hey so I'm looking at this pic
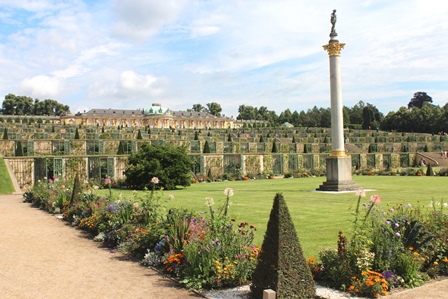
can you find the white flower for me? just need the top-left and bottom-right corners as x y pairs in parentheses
(168, 194), (174, 199)
(151, 177), (159, 184)
(205, 197), (214, 207)
(224, 188), (234, 197)
(355, 188), (366, 197)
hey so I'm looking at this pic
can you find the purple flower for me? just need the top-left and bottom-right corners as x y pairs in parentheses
(395, 232), (401, 237)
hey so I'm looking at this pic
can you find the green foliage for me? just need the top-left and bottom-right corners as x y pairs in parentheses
(117, 141), (125, 155)
(194, 131), (199, 140)
(251, 193), (315, 299)
(124, 143), (191, 190)
(203, 140), (211, 153)
(426, 164), (434, 176)
(2, 128), (8, 140)
(137, 129), (143, 139)
(69, 172), (83, 208)
(74, 127), (80, 139)
(15, 141), (24, 156)
(271, 141), (277, 153)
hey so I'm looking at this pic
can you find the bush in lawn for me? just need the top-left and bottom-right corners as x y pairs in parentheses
(124, 143), (191, 190)
(251, 193), (315, 299)
(426, 164), (434, 176)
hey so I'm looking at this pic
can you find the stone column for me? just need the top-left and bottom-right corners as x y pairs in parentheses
(326, 41), (346, 157)
(317, 10), (358, 191)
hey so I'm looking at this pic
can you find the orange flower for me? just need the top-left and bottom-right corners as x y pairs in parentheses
(347, 286), (355, 291)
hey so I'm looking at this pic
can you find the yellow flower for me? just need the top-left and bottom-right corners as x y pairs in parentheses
(443, 257), (448, 263)
(434, 261), (439, 265)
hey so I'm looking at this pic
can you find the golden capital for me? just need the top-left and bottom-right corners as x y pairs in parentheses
(323, 41), (345, 56)
(330, 149), (347, 157)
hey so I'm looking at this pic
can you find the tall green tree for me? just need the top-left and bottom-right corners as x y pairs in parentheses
(191, 104), (204, 112)
(205, 102), (222, 116)
(408, 91), (432, 110)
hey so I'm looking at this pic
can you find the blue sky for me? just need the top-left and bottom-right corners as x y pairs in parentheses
(0, 0), (447, 118)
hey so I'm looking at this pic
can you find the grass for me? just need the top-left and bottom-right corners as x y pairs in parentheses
(105, 176), (447, 258)
(0, 158), (16, 194)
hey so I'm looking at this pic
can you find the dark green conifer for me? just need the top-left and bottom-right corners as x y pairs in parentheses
(3, 128), (8, 140)
(137, 129), (143, 139)
(15, 141), (24, 156)
(69, 172), (83, 207)
(117, 141), (125, 155)
(251, 193), (315, 299)
(203, 140), (211, 153)
(426, 163), (434, 176)
(271, 141), (277, 153)
(259, 135), (264, 143)
(194, 131), (199, 140)
(74, 127), (80, 139)
(292, 135), (295, 143)
(227, 133), (232, 142)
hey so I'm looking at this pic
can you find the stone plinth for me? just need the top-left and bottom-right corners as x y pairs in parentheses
(317, 155), (359, 191)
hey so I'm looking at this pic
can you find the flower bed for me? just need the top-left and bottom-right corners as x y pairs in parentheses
(23, 177), (258, 290)
(23, 177), (447, 297)
(309, 189), (448, 298)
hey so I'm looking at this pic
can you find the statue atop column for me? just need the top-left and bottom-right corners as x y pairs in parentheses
(330, 9), (337, 38)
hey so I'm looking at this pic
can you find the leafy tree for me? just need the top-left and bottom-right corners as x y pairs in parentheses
(124, 143), (191, 190)
(408, 91), (432, 109)
(362, 103), (383, 130)
(251, 193), (315, 299)
(192, 104), (204, 112)
(349, 100), (365, 125)
(205, 102), (222, 116)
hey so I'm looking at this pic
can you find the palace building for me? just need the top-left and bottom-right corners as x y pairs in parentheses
(60, 103), (236, 129)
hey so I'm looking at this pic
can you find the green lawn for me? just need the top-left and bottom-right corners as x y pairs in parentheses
(0, 158), (16, 194)
(107, 176), (447, 258)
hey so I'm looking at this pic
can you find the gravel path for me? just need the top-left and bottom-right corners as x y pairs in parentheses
(0, 194), (201, 299)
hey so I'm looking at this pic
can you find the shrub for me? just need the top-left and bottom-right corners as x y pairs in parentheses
(203, 140), (211, 153)
(124, 143), (191, 190)
(251, 193), (315, 299)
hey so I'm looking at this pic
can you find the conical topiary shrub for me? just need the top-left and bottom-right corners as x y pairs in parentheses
(15, 141), (24, 156)
(426, 163), (434, 176)
(117, 141), (125, 155)
(3, 128), (8, 140)
(74, 127), (80, 139)
(251, 193), (315, 299)
(137, 129), (143, 139)
(69, 172), (83, 207)
(203, 140), (211, 153)
(272, 141), (277, 153)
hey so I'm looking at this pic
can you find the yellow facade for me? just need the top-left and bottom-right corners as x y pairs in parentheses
(60, 103), (235, 129)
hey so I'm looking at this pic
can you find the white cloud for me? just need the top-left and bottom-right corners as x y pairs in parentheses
(19, 75), (64, 99)
(111, 0), (188, 42)
(87, 70), (167, 104)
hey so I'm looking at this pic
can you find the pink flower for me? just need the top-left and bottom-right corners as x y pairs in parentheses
(370, 194), (381, 204)
(151, 177), (159, 184)
(355, 188), (366, 197)
(105, 178), (112, 185)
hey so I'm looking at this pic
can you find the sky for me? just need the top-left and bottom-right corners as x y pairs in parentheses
(0, 0), (447, 118)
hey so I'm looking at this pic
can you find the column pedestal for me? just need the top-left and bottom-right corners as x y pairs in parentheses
(317, 155), (359, 191)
